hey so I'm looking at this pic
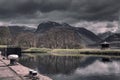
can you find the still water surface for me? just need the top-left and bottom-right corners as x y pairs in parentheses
(19, 55), (120, 80)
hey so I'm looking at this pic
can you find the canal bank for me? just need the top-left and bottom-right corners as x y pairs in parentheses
(23, 48), (120, 57)
(0, 56), (52, 80)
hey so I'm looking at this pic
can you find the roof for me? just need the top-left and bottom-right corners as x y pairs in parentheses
(101, 41), (110, 45)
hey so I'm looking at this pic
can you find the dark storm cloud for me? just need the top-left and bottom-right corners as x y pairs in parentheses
(0, 0), (70, 18)
(0, 0), (120, 21)
(68, 0), (120, 21)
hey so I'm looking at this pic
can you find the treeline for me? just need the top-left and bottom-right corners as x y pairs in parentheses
(0, 27), (35, 47)
(36, 28), (84, 49)
(0, 26), (84, 49)
(0, 27), (11, 45)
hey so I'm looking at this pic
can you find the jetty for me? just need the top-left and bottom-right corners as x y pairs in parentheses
(0, 56), (52, 80)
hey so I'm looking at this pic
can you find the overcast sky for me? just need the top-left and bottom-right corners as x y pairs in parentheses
(0, 0), (120, 33)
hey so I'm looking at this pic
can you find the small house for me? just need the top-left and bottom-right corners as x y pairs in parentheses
(100, 41), (110, 49)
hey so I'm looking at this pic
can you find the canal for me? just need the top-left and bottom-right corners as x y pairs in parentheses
(19, 54), (120, 80)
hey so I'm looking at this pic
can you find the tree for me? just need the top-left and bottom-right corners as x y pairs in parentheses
(36, 28), (84, 49)
(14, 32), (36, 48)
(0, 26), (11, 45)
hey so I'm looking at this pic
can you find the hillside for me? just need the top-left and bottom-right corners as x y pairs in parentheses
(0, 21), (101, 48)
(8, 26), (35, 37)
(35, 21), (62, 33)
(98, 31), (113, 40)
(35, 21), (101, 48)
(0, 26), (35, 47)
(76, 27), (101, 45)
(0, 27), (11, 45)
(103, 33), (120, 42)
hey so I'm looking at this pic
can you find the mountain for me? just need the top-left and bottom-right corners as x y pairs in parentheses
(0, 21), (101, 48)
(76, 27), (101, 44)
(36, 21), (62, 33)
(103, 33), (120, 42)
(98, 31), (113, 40)
(36, 21), (101, 48)
(8, 26), (35, 36)
(35, 21), (76, 33)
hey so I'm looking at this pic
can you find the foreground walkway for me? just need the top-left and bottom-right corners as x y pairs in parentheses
(0, 58), (22, 80)
(0, 56), (52, 80)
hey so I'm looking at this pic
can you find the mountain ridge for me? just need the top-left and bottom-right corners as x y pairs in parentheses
(0, 21), (101, 48)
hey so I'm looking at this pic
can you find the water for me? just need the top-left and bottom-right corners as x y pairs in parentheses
(19, 55), (120, 80)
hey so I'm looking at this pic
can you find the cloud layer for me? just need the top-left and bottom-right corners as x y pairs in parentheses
(0, 0), (120, 33)
(0, 0), (119, 19)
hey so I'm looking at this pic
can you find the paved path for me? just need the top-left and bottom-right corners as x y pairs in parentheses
(0, 58), (22, 80)
(0, 56), (52, 80)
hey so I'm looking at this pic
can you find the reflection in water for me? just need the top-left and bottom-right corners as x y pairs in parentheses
(20, 55), (88, 74)
(52, 60), (120, 80)
(19, 55), (120, 80)
(75, 60), (120, 75)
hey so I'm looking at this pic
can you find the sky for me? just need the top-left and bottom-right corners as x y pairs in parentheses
(0, 0), (120, 34)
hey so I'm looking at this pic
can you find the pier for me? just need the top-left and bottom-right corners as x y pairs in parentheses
(0, 56), (52, 80)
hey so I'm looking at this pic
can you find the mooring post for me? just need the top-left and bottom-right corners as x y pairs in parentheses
(28, 69), (39, 79)
(8, 54), (19, 65)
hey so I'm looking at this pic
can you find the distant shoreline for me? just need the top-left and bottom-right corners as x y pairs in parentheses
(22, 48), (120, 58)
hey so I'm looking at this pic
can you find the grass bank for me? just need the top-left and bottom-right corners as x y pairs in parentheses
(22, 48), (120, 57)
(22, 47), (52, 53)
(51, 49), (120, 54)
(0, 45), (7, 48)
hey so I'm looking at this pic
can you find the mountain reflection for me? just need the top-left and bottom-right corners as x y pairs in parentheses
(19, 55), (93, 74)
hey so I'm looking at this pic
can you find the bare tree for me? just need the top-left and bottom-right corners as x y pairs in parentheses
(36, 28), (84, 49)
(14, 32), (36, 48)
(0, 27), (11, 45)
